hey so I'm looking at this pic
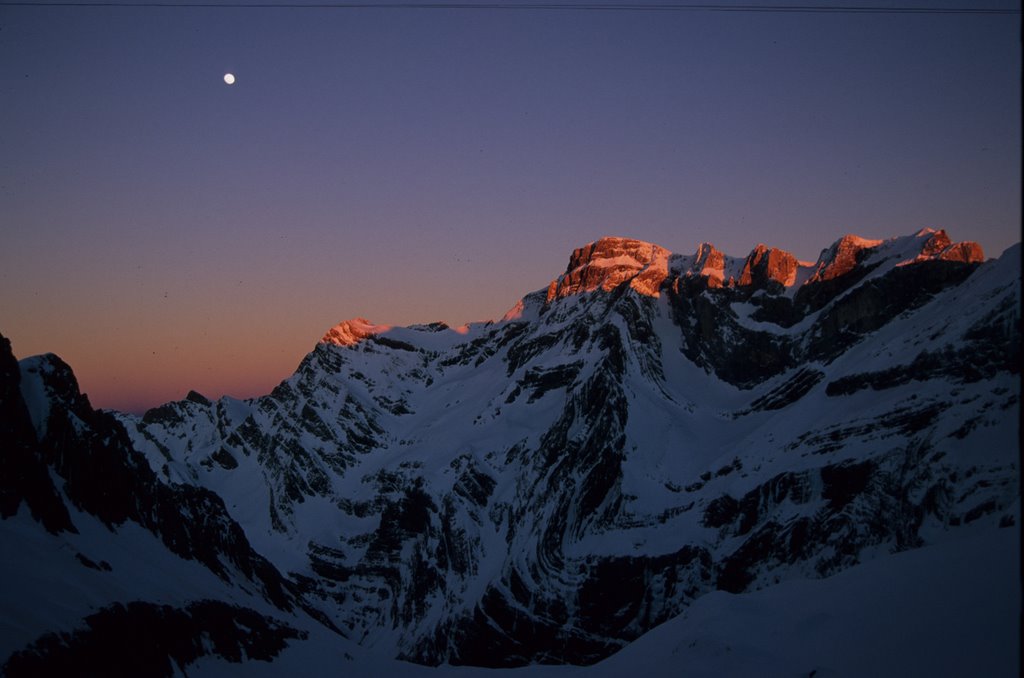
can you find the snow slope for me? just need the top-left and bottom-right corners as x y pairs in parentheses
(1, 229), (1018, 674)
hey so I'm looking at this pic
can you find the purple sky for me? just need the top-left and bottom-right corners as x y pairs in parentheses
(1, 1), (1020, 413)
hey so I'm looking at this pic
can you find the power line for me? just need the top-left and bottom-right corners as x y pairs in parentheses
(0, 2), (1018, 14)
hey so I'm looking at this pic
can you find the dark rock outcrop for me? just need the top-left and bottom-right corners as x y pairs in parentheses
(0, 335), (75, 535)
(2, 600), (305, 678)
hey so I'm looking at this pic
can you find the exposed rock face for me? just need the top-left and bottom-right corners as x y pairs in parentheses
(691, 242), (729, 287)
(738, 244), (799, 289)
(917, 229), (985, 264)
(920, 228), (955, 257)
(543, 230), (979, 305)
(807, 234), (883, 283)
(1, 230), (1018, 673)
(546, 237), (671, 301)
(805, 229), (984, 288)
(938, 240), (985, 262)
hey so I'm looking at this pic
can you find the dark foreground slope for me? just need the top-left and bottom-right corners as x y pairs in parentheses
(0, 334), (335, 676)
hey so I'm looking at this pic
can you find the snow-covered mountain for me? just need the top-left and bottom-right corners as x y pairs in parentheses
(1, 228), (1019, 675)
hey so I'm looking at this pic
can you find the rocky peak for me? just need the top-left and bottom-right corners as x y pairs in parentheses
(545, 237), (671, 301)
(18, 353), (94, 436)
(937, 240), (985, 263)
(807, 234), (883, 284)
(184, 390), (212, 406)
(916, 228), (985, 263)
(693, 242), (724, 271)
(805, 230), (985, 289)
(321, 318), (392, 347)
(919, 228), (953, 257)
(738, 244), (799, 289)
(691, 243), (729, 287)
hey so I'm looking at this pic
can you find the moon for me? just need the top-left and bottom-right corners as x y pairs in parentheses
(223, 73), (236, 85)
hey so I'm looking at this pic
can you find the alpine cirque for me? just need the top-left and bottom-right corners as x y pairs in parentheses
(1, 228), (1019, 676)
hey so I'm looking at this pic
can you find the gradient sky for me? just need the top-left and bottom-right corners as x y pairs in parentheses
(1, 1), (1020, 413)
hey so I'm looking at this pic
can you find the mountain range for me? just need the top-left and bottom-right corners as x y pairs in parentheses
(1, 228), (1019, 676)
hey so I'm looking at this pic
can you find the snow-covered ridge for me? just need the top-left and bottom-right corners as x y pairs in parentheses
(321, 229), (987, 351)
(320, 317), (392, 347)
(320, 316), (489, 352)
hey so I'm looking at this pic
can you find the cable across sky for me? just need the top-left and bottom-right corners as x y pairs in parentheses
(0, 2), (1019, 14)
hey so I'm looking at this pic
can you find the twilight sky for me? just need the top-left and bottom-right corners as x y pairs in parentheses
(1, 1), (1020, 413)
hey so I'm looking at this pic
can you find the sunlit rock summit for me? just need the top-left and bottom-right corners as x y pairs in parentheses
(1, 228), (1018, 676)
(545, 237), (672, 300)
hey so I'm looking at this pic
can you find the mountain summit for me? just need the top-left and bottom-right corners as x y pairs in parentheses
(545, 237), (672, 300)
(0, 228), (1017, 675)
